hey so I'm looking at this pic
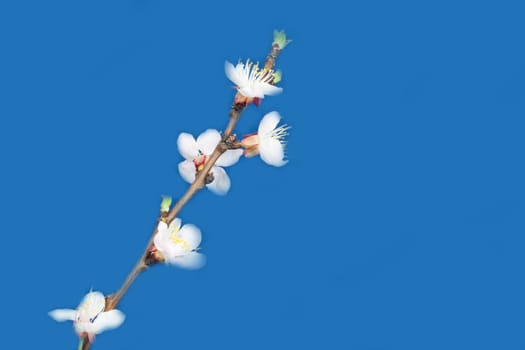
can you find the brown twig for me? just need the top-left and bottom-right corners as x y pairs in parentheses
(80, 41), (282, 349)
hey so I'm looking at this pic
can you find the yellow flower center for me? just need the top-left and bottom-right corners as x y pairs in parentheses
(169, 226), (190, 251)
(170, 234), (191, 250)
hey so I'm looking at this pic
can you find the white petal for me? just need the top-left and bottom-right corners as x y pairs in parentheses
(258, 83), (283, 96)
(225, 61), (244, 87)
(49, 309), (76, 322)
(177, 133), (199, 160)
(90, 310), (125, 334)
(74, 321), (90, 334)
(197, 129), (221, 155)
(259, 138), (287, 167)
(238, 86), (261, 98)
(153, 229), (171, 255)
(239, 84), (282, 99)
(178, 224), (202, 250)
(168, 218), (182, 232)
(156, 221), (168, 232)
(206, 166), (231, 195)
(169, 252), (206, 270)
(258, 111), (282, 136)
(216, 149), (243, 167)
(154, 225), (187, 259)
(178, 160), (196, 184)
(78, 292), (105, 317)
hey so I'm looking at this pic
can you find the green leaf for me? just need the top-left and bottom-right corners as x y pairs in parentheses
(273, 30), (292, 50)
(273, 70), (282, 84)
(160, 196), (172, 212)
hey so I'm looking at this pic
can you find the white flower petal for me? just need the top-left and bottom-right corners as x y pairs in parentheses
(159, 229), (192, 259)
(178, 224), (202, 250)
(225, 61), (244, 87)
(178, 160), (196, 184)
(74, 321), (90, 334)
(238, 86), (262, 98)
(259, 137), (287, 167)
(154, 229), (179, 259)
(154, 228), (168, 252)
(156, 221), (168, 232)
(258, 111), (282, 136)
(168, 218), (182, 232)
(169, 252), (206, 270)
(258, 83), (283, 96)
(206, 166), (231, 195)
(49, 309), (76, 322)
(90, 310), (125, 334)
(225, 60), (281, 99)
(78, 292), (105, 318)
(177, 133), (199, 160)
(239, 83), (281, 98)
(197, 129), (221, 155)
(216, 149), (243, 167)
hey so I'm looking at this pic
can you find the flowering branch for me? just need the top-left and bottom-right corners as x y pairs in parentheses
(51, 30), (291, 350)
(105, 35), (285, 309)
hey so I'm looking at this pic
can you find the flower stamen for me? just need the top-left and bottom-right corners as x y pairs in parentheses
(266, 124), (290, 144)
(169, 234), (191, 251)
(225, 59), (282, 102)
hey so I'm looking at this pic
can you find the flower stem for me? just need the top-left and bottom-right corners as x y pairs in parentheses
(106, 259), (147, 310)
(79, 40), (283, 350)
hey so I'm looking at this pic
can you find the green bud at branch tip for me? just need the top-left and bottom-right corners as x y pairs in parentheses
(160, 196), (172, 212)
(273, 30), (292, 50)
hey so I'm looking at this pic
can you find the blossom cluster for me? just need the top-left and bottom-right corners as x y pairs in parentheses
(178, 57), (290, 194)
(49, 30), (291, 343)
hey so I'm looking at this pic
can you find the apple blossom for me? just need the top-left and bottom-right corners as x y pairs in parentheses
(225, 59), (282, 105)
(177, 129), (242, 195)
(241, 111), (289, 167)
(49, 291), (125, 342)
(153, 219), (205, 269)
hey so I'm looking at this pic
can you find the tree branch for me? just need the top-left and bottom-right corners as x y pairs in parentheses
(80, 41), (283, 350)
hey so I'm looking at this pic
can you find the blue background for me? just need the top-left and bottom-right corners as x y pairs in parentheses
(1, 0), (524, 349)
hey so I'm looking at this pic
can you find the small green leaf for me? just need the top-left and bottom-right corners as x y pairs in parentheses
(160, 196), (172, 212)
(273, 30), (292, 50)
(273, 70), (282, 84)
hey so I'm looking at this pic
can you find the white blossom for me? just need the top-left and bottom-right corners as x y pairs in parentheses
(49, 291), (125, 342)
(154, 219), (205, 269)
(241, 111), (289, 167)
(225, 59), (282, 99)
(177, 129), (242, 195)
